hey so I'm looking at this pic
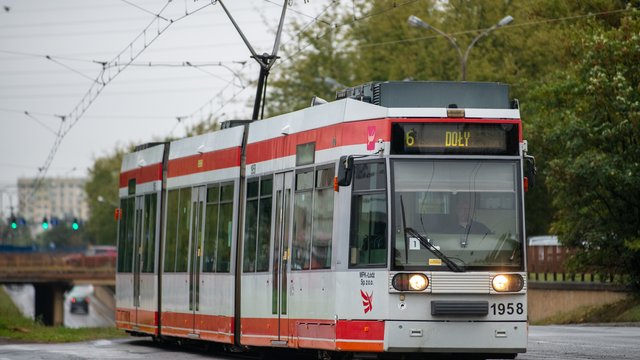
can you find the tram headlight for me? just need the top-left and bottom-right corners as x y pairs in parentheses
(392, 273), (429, 291)
(492, 274), (524, 292)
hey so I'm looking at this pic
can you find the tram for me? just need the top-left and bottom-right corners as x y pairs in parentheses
(116, 81), (533, 359)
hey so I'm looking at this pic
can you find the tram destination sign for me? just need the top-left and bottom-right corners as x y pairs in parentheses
(391, 122), (519, 155)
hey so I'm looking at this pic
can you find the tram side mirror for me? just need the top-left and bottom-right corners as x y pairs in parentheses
(337, 156), (354, 187)
(524, 155), (537, 189)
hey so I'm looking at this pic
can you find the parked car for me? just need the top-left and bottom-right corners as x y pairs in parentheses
(64, 245), (117, 267)
(67, 285), (93, 314)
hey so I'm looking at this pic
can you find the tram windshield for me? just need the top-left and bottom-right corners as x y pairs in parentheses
(392, 160), (522, 270)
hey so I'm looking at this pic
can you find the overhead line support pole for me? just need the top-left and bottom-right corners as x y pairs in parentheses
(217, 0), (288, 120)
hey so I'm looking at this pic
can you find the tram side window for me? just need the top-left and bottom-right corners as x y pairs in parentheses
(141, 193), (157, 273)
(292, 170), (313, 270)
(243, 180), (259, 272)
(163, 189), (184, 273)
(203, 186), (220, 272)
(117, 197), (135, 273)
(216, 183), (234, 273)
(201, 183), (234, 273)
(243, 176), (273, 273)
(311, 167), (334, 269)
(257, 177), (273, 271)
(174, 187), (191, 272)
(349, 162), (387, 267)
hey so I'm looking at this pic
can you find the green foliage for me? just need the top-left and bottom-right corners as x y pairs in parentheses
(266, 6), (359, 115)
(84, 149), (126, 246)
(40, 221), (85, 248)
(264, 0), (640, 288)
(530, 10), (640, 288)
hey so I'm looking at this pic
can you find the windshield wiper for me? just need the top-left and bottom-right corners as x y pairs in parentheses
(400, 196), (464, 273)
(405, 227), (465, 273)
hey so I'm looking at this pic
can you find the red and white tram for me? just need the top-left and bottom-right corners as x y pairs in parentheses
(116, 81), (532, 359)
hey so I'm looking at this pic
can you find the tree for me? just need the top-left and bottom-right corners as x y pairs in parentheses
(266, 5), (356, 115)
(84, 149), (126, 246)
(530, 10), (640, 287)
(40, 221), (85, 248)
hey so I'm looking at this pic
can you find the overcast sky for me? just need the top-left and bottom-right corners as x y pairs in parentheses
(0, 0), (337, 216)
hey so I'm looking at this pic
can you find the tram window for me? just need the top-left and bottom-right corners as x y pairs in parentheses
(207, 186), (219, 203)
(117, 197), (135, 273)
(164, 189), (179, 272)
(296, 142), (315, 166)
(256, 177), (273, 272)
(354, 162), (386, 191)
(117, 198), (126, 272)
(243, 180), (259, 272)
(123, 197), (135, 272)
(141, 194), (157, 273)
(349, 162), (388, 268)
(311, 167), (334, 269)
(243, 177), (273, 273)
(296, 171), (313, 190)
(293, 169), (313, 270)
(216, 183), (234, 273)
(203, 185), (220, 273)
(174, 187), (191, 272)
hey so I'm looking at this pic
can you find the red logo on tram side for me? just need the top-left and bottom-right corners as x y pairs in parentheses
(361, 290), (373, 313)
(367, 126), (376, 150)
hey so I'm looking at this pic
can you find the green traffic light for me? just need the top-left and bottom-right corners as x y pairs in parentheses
(11, 222), (17, 230)
(72, 222), (79, 231)
(42, 222), (49, 230)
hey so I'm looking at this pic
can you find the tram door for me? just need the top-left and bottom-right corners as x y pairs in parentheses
(132, 195), (145, 326)
(188, 186), (206, 332)
(272, 172), (293, 343)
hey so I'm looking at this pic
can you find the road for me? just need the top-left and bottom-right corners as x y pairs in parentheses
(2, 284), (114, 328)
(0, 325), (639, 359)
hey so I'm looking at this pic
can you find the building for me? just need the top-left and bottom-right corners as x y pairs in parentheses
(17, 177), (89, 234)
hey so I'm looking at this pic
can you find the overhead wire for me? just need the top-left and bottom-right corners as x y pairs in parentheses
(21, 1), (634, 202)
(24, 0), (216, 202)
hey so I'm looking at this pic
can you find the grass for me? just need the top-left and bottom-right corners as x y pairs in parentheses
(0, 287), (127, 343)
(534, 296), (640, 325)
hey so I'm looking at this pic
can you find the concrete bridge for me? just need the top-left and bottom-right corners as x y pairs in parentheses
(0, 253), (114, 326)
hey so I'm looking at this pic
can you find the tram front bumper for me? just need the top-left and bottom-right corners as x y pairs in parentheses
(383, 320), (527, 354)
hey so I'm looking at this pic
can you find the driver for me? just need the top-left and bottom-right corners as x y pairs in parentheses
(453, 193), (491, 235)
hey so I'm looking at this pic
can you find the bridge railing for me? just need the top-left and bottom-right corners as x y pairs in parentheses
(0, 253), (114, 283)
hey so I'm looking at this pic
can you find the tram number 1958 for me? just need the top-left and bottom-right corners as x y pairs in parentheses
(490, 302), (524, 316)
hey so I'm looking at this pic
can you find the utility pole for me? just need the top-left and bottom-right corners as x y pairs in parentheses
(217, 1), (289, 120)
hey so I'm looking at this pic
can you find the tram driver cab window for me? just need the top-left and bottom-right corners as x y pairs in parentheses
(349, 161), (387, 267)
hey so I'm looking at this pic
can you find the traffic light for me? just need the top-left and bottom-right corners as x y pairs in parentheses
(42, 217), (49, 230)
(72, 218), (79, 231)
(10, 215), (17, 230)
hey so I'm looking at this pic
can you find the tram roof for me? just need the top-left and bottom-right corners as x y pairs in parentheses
(336, 81), (514, 109)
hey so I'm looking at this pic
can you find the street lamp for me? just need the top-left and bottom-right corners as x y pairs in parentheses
(407, 14), (513, 81)
(97, 195), (118, 208)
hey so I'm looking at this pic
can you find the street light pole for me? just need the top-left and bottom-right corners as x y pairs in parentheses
(407, 15), (513, 81)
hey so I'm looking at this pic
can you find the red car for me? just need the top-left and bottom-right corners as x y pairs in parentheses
(64, 245), (117, 267)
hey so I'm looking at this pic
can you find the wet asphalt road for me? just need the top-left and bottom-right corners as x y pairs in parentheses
(1, 325), (639, 360)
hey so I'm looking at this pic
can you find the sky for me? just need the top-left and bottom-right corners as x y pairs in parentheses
(0, 0), (338, 217)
